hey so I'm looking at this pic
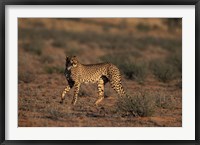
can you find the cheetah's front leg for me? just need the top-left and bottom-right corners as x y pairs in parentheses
(71, 83), (80, 105)
(60, 85), (70, 104)
(95, 78), (104, 105)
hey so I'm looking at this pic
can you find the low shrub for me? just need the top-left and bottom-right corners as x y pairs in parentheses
(155, 95), (177, 109)
(118, 19), (127, 29)
(52, 38), (67, 48)
(40, 55), (54, 64)
(100, 55), (148, 82)
(166, 52), (182, 74)
(120, 62), (148, 82)
(117, 91), (156, 117)
(100, 54), (127, 66)
(46, 108), (64, 121)
(136, 23), (151, 32)
(31, 21), (45, 28)
(163, 18), (182, 31)
(19, 27), (181, 53)
(22, 41), (43, 55)
(150, 60), (176, 82)
(19, 71), (35, 83)
(44, 66), (64, 74)
(65, 48), (80, 56)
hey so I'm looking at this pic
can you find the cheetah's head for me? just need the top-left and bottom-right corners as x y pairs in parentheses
(65, 56), (78, 70)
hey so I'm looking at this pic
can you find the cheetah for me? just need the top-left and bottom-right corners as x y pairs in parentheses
(60, 56), (126, 105)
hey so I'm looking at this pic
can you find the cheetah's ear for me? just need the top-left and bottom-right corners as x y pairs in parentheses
(66, 56), (69, 60)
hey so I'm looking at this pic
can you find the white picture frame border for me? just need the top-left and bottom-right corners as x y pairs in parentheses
(5, 5), (195, 140)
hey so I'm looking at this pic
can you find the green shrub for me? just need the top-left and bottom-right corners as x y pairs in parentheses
(40, 55), (54, 64)
(150, 60), (176, 82)
(65, 48), (80, 56)
(137, 36), (181, 52)
(52, 38), (66, 48)
(22, 41), (43, 55)
(117, 92), (156, 117)
(120, 62), (148, 82)
(118, 19), (127, 29)
(46, 108), (64, 121)
(176, 79), (182, 89)
(136, 23), (151, 32)
(78, 88), (91, 97)
(100, 55), (147, 82)
(19, 71), (35, 83)
(44, 66), (64, 74)
(163, 18), (182, 31)
(32, 21), (45, 28)
(166, 52), (182, 74)
(155, 95), (177, 109)
(100, 54), (128, 66)
(19, 27), (181, 53)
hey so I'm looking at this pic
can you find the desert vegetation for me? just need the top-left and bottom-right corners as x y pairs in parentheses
(18, 18), (182, 127)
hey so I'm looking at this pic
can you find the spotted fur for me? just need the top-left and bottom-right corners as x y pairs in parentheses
(60, 56), (126, 105)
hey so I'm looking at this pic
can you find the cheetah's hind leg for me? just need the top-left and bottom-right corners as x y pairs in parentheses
(102, 75), (109, 98)
(71, 83), (80, 105)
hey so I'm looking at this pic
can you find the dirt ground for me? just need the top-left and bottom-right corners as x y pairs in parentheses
(18, 18), (182, 127)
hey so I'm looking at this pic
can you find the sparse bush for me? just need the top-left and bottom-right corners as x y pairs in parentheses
(176, 79), (182, 89)
(100, 55), (147, 82)
(46, 108), (63, 120)
(79, 89), (90, 97)
(100, 54), (128, 66)
(166, 52), (182, 74)
(152, 24), (160, 30)
(150, 60), (176, 82)
(136, 23), (151, 32)
(62, 18), (81, 21)
(19, 27), (181, 53)
(22, 40), (43, 55)
(117, 92), (156, 117)
(118, 19), (127, 29)
(65, 48), (80, 56)
(44, 67), (54, 74)
(32, 21), (45, 28)
(155, 95), (177, 109)
(137, 36), (181, 52)
(163, 18), (182, 31)
(150, 53), (182, 83)
(18, 97), (33, 111)
(102, 25), (112, 32)
(44, 66), (64, 74)
(19, 71), (35, 83)
(166, 52), (182, 88)
(52, 38), (67, 48)
(120, 62), (148, 82)
(40, 55), (54, 64)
